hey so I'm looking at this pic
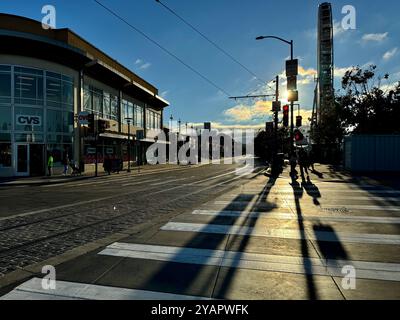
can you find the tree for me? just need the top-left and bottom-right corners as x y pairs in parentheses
(337, 64), (400, 134)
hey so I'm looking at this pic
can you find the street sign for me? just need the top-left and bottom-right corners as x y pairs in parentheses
(288, 90), (299, 102)
(272, 101), (281, 112)
(286, 59), (298, 77)
(265, 122), (274, 134)
(78, 111), (89, 125)
(287, 76), (297, 91)
(87, 147), (96, 154)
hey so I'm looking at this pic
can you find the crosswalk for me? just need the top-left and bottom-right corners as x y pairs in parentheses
(2, 175), (400, 300)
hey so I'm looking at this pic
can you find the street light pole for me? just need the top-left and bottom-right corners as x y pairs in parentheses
(256, 35), (295, 174)
(125, 118), (133, 173)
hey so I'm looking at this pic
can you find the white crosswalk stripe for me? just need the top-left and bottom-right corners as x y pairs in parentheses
(191, 209), (400, 224)
(0, 278), (211, 300)
(98, 243), (400, 282)
(160, 222), (400, 245)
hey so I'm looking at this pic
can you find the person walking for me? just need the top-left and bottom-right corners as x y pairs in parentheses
(62, 153), (70, 175)
(47, 153), (54, 177)
(298, 148), (310, 183)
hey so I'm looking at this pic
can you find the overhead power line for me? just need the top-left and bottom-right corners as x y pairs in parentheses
(155, 0), (268, 87)
(93, 0), (231, 96)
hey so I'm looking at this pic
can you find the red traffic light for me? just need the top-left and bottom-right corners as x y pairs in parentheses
(283, 105), (289, 113)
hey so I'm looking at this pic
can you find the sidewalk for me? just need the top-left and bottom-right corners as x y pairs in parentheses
(0, 163), (189, 187)
(1, 164), (399, 300)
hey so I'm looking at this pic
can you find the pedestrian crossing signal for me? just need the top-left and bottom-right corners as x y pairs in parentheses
(296, 116), (302, 127)
(283, 105), (289, 127)
(294, 129), (304, 141)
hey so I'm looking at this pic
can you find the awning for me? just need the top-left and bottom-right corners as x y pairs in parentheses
(99, 132), (127, 140)
(140, 138), (170, 145)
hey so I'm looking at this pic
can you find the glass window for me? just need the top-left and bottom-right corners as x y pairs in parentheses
(0, 107), (12, 131)
(15, 107), (44, 132)
(14, 68), (43, 105)
(122, 100), (134, 123)
(47, 109), (63, 132)
(0, 143), (12, 168)
(46, 75), (62, 107)
(0, 72), (11, 104)
(134, 105), (143, 128)
(110, 95), (119, 121)
(63, 112), (74, 134)
(47, 133), (63, 143)
(15, 133), (44, 143)
(146, 109), (150, 129)
(92, 88), (103, 116)
(83, 85), (92, 112)
(0, 132), (11, 142)
(103, 92), (111, 119)
(62, 80), (74, 111)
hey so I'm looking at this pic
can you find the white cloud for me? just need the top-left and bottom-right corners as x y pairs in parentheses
(333, 20), (346, 38)
(362, 32), (388, 42)
(383, 48), (398, 61)
(334, 66), (352, 78)
(139, 62), (151, 70)
(134, 58), (151, 70)
(160, 90), (169, 98)
(224, 100), (272, 122)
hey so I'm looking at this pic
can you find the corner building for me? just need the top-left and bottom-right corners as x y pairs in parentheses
(0, 13), (169, 177)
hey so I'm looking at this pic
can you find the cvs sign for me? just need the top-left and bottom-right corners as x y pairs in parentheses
(78, 111), (89, 125)
(16, 115), (42, 126)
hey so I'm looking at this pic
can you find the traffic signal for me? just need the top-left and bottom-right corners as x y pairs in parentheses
(282, 105), (289, 127)
(98, 120), (109, 134)
(296, 116), (302, 127)
(294, 129), (304, 142)
(87, 113), (95, 135)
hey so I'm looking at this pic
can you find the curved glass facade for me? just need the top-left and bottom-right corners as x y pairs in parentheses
(0, 64), (74, 175)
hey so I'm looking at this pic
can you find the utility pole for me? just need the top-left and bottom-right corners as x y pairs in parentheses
(289, 40), (295, 177)
(274, 75), (279, 149)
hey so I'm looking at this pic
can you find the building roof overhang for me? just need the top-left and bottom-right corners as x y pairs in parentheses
(0, 14), (169, 109)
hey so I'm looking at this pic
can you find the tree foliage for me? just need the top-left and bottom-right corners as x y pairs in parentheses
(338, 64), (400, 134)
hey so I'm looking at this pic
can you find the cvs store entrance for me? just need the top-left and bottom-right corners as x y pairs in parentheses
(15, 143), (45, 176)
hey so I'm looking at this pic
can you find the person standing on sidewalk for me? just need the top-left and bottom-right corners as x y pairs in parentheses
(47, 153), (54, 177)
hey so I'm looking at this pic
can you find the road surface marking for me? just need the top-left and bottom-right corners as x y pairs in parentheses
(242, 189), (400, 195)
(0, 277), (211, 300)
(0, 166), (257, 222)
(212, 201), (400, 212)
(150, 177), (195, 186)
(121, 178), (161, 187)
(98, 243), (400, 282)
(191, 209), (400, 224)
(160, 222), (400, 245)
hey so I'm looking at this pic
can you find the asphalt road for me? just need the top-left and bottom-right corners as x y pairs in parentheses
(0, 162), (263, 276)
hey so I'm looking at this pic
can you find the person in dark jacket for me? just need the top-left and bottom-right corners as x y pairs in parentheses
(298, 148), (310, 183)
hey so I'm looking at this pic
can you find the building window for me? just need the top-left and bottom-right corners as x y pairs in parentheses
(0, 143), (12, 168)
(92, 87), (103, 117)
(110, 95), (119, 121)
(0, 65), (11, 105)
(134, 105), (143, 128)
(14, 67), (44, 105)
(47, 109), (63, 133)
(46, 72), (74, 110)
(122, 100), (134, 123)
(0, 107), (12, 131)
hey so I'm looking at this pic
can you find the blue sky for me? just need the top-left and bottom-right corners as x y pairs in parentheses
(1, 0), (399, 128)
